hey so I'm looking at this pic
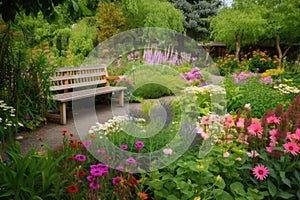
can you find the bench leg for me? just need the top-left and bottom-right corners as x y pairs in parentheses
(60, 102), (67, 125)
(119, 90), (124, 107)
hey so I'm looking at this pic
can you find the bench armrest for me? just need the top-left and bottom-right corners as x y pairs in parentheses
(106, 75), (126, 81)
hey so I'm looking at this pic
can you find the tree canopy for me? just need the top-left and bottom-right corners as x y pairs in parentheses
(170, 0), (222, 41)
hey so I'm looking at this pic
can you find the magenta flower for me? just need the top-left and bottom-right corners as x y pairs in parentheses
(126, 157), (136, 165)
(25, 114), (31, 120)
(90, 168), (103, 177)
(86, 175), (93, 182)
(82, 140), (91, 148)
(135, 141), (144, 150)
(253, 164), (269, 180)
(283, 142), (300, 156)
(120, 145), (128, 150)
(74, 154), (86, 162)
(112, 177), (123, 186)
(89, 182), (100, 190)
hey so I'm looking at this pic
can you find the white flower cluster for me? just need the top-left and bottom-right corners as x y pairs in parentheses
(274, 84), (300, 94)
(0, 100), (23, 129)
(183, 85), (226, 95)
(89, 116), (146, 138)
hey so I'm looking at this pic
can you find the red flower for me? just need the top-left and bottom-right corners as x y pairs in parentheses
(78, 170), (87, 177)
(68, 157), (75, 161)
(71, 145), (77, 149)
(66, 185), (79, 193)
(62, 130), (68, 135)
(70, 133), (74, 137)
(130, 177), (139, 186)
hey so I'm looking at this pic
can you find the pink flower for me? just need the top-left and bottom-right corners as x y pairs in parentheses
(235, 157), (242, 161)
(82, 140), (91, 148)
(247, 150), (259, 158)
(112, 177), (123, 186)
(200, 116), (211, 125)
(236, 118), (244, 128)
(135, 141), (144, 150)
(247, 123), (263, 136)
(89, 182), (100, 190)
(163, 148), (173, 155)
(266, 115), (280, 124)
(120, 145), (128, 150)
(96, 148), (106, 154)
(74, 154), (86, 162)
(244, 103), (251, 110)
(126, 157), (136, 165)
(90, 168), (103, 177)
(253, 164), (269, 180)
(116, 165), (124, 171)
(223, 152), (230, 158)
(283, 142), (300, 156)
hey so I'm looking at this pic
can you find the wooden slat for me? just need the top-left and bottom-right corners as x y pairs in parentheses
(50, 80), (107, 91)
(55, 65), (106, 73)
(50, 72), (106, 81)
(53, 86), (127, 102)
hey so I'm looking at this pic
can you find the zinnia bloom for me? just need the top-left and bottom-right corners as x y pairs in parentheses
(283, 142), (300, 156)
(126, 157), (137, 165)
(137, 192), (148, 199)
(89, 182), (100, 190)
(253, 164), (269, 180)
(74, 154), (86, 162)
(120, 145), (128, 150)
(135, 141), (144, 150)
(130, 177), (139, 186)
(66, 185), (79, 193)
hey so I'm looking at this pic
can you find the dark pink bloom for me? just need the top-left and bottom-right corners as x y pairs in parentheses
(74, 154), (86, 162)
(135, 141), (144, 150)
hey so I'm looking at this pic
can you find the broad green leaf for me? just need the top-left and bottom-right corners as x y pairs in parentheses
(230, 182), (246, 197)
(280, 171), (291, 188)
(277, 192), (295, 199)
(267, 179), (277, 197)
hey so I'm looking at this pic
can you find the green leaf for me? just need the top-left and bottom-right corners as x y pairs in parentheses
(167, 194), (179, 200)
(280, 171), (291, 188)
(72, 0), (79, 12)
(230, 182), (246, 197)
(267, 179), (277, 197)
(215, 176), (226, 189)
(176, 167), (187, 175)
(277, 192), (295, 199)
(213, 190), (234, 200)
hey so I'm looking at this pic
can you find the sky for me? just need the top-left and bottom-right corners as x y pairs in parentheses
(223, 0), (233, 7)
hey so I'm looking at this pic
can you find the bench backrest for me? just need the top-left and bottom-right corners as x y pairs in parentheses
(50, 65), (109, 92)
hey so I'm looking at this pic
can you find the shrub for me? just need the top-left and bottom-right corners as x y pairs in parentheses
(247, 50), (279, 73)
(224, 75), (295, 118)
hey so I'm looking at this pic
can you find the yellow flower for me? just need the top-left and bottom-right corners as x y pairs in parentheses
(194, 196), (201, 200)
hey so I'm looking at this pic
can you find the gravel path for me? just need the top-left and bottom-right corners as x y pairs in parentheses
(0, 102), (143, 159)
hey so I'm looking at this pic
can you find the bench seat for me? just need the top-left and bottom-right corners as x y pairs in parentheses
(48, 65), (126, 124)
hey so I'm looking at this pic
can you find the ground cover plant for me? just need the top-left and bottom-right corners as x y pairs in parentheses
(1, 93), (300, 199)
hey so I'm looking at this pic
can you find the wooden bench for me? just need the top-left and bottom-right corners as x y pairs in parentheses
(48, 65), (126, 125)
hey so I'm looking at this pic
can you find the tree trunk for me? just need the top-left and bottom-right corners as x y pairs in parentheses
(234, 31), (241, 61)
(276, 35), (283, 67)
